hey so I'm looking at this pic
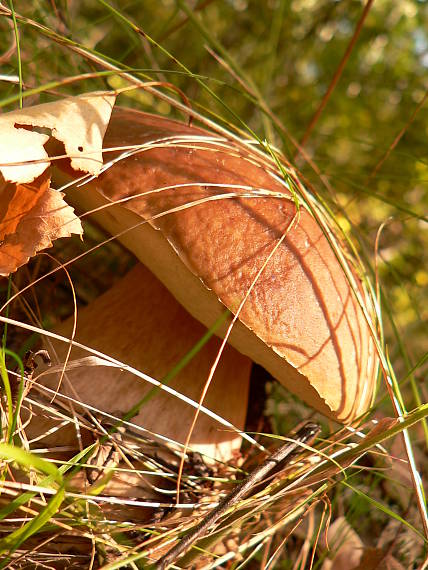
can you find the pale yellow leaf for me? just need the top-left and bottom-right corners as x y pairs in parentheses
(0, 91), (116, 183)
(0, 128), (49, 184)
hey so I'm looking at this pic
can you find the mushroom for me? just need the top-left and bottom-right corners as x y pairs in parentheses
(50, 107), (377, 425)
(38, 262), (251, 462)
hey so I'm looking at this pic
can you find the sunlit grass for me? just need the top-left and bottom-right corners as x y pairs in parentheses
(0, 1), (427, 568)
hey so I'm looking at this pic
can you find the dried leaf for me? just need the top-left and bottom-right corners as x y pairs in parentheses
(383, 435), (414, 509)
(353, 548), (405, 570)
(366, 417), (397, 440)
(86, 427), (123, 484)
(377, 518), (422, 568)
(0, 92), (116, 274)
(0, 91), (116, 183)
(0, 175), (46, 239)
(0, 170), (82, 276)
(371, 413), (423, 509)
(322, 516), (364, 570)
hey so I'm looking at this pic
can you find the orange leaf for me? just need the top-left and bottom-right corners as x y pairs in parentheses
(0, 91), (116, 274)
(0, 176), (46, 239)
(0, 170), (82, 276)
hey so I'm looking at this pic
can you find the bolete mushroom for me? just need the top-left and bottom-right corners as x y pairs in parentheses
(38, 262), (251, 463)
(51, 107), (377, 424)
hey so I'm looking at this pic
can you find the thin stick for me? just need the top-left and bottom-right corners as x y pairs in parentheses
(295, 0), (375, 158)
(368, 89), (428, 180)
(157, 422), (321, 569)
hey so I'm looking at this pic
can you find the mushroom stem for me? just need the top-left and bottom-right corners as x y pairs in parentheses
(29, 263), (251, 462)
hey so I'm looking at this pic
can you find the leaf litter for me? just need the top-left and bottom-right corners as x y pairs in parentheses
(0, 92), (116, 275)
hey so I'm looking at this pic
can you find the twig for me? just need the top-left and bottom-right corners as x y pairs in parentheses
(368, 89), (428, 181)
(157, 422), (321, 569)
(295, 0), (375, 158)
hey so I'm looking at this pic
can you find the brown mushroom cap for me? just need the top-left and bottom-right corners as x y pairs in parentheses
(53, 107), (378, 423)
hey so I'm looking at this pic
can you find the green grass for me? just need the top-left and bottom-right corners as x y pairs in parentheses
(0, 1), (427, 568)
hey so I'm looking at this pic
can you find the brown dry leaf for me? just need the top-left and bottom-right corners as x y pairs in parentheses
(353, 547), (405, 570)
(0, 170), (82, 275)
(0, 91), (116, 183)
(384, 435), (414, 509)
(371, 412), (424, 509)
(0, 175), (46, 239)
(366, 417), (398, 440)
(0, 92), (116, 275)
(322, 516), (364, 570)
